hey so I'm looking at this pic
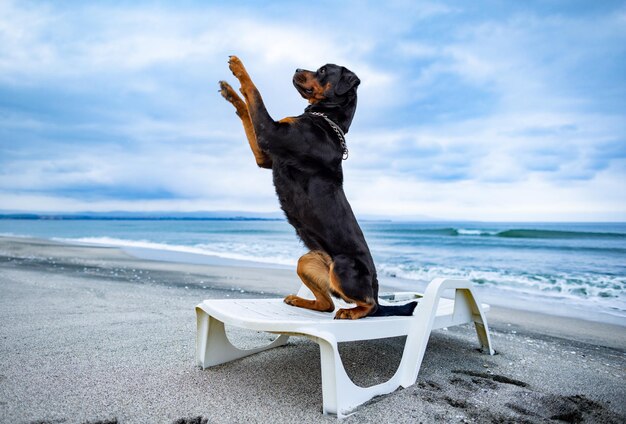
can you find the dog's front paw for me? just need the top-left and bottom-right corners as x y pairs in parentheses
(228, 55), (247, 79)
(219, 80), (236, 101)
(219, 80), (247, 116)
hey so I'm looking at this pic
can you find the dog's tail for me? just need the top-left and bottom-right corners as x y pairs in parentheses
(369, 301), (418, 317)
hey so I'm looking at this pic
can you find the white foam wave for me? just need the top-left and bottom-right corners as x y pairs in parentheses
(0, 232), (32, 238)
(377, 263), (626, 310)
(53, 236), (298, 266)
(457, 229), (498, 236)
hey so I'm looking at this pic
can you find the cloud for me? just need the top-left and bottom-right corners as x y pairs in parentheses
(344, 166), (626, 221)
(0, 1), (625, 220)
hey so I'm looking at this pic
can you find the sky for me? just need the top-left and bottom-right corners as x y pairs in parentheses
(1, 0), (625, 221)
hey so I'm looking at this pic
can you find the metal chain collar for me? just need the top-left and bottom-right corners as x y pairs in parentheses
(308, 112), (349, 160)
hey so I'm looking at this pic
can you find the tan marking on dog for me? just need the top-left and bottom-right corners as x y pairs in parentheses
(219, 80), (272, 168)
(284, 250), (335, 312)
(334, 301), (376, 320)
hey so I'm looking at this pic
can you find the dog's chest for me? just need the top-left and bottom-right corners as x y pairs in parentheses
(272, 164), (309, 211)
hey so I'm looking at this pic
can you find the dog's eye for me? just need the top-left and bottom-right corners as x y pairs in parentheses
(319, 67), (326, 75)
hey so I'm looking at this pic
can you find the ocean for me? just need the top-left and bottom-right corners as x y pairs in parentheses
(1, 219), (624, 325)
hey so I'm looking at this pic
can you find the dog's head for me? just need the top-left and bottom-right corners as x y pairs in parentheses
(293, 64), (360, 104)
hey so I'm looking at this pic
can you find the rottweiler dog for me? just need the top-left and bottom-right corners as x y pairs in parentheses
(219, 56), (417, 319)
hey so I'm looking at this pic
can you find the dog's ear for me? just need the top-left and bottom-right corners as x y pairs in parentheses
(335, 67), (360, 96)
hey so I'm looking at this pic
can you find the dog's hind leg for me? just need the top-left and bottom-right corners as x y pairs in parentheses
(284, 251), (335, 313)
(329, 255), (377, 320)
(218, 80), (272, 169)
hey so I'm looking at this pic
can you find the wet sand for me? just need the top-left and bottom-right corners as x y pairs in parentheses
(0, 236), (624, 423)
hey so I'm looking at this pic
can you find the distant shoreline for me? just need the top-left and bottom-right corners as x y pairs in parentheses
(1, 214), (624, 224)
(0, 214), (284, 221)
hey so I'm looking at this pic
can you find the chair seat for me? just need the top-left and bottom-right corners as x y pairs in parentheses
(197, 296), (490, 343)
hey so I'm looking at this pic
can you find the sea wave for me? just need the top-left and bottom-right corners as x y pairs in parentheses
(377, 263), (626, 308)
(457, 229), (499, 236)
(53, 236), (299, 266)
(494, 229), (626, 239)
(394, 227), (626, 239)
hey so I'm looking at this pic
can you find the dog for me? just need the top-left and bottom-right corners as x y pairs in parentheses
(219, 56), (417, 319)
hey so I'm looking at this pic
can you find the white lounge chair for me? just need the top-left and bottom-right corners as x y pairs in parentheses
(195, 278), (494, 417)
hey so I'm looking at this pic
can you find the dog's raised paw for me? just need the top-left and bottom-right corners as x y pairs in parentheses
(219, 80), (247, 116)
(228, 55), (246, 78)
(218, 80), (234, 100)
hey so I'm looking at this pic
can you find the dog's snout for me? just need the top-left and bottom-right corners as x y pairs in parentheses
(296, 68), (304, 73)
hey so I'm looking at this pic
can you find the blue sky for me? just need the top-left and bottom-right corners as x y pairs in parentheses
(1, 0), (625, 221)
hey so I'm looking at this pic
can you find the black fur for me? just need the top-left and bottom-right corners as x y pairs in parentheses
(242, 63), (416, 317)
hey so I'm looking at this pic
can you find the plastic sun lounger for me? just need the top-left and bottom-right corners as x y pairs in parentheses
(195, 278), (494, 417)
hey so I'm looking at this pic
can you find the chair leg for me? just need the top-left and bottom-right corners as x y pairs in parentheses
(474, 321), (494, 354)
(396, 294), (440, 388)
(456, 288), (495, 355)
(314, 335), (402, 417)
(398, 278), (496, 387)
(317, 337), (342, 415)
(195, 308), (289, 368)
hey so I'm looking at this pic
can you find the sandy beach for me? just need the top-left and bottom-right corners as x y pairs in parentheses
(0, 236), (624, 424)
